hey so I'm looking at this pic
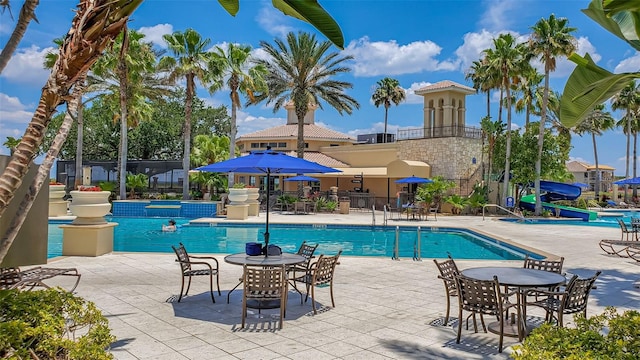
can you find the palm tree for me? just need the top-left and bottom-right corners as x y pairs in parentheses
(483, 33), (527, 206)
(466, 58), (498, 118)
(0, 0), (39, 74)
(612, 82), (640, 202)
(209, 43), (267, 186)
(159, 28), (216, 199)
(514, 65), (544, 128)
(371, 77), (405, 142)
(573, 104), (615, 198)
(191, 134), (231, 195)
(529, 14), (577, 215)
(251, 31), (359, 158)
(91, 28), (165, 199)
(2, 137), (20, 155)
(480, 116), (505, 190)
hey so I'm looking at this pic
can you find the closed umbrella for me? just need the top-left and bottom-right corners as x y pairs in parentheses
(196, 147), (341, 252)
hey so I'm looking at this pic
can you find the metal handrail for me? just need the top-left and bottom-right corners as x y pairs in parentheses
(372, 204), (376, 226)
(482, 204), (529, 222)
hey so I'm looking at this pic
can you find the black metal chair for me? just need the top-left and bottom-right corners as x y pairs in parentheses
(171, 242), (220, 303)
(286, 241), (319, 280)
(433, 254), (460, 325)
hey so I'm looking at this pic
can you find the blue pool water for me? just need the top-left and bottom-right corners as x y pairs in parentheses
(48, 217), (541, 260)
(502, 209), (640, 227)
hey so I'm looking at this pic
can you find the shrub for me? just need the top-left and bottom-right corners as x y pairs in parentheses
(511, 307), (640, 359)
(0, 288), (115, 359)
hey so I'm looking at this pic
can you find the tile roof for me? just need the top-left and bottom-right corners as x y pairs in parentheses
(566, 160), (615, 171)
(239, 124), (356, 142)
(414, 80), (476, 95)
(238, 151), (350, 168)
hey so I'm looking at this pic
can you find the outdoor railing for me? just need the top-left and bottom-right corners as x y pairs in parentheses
(397, 125), (482, 141)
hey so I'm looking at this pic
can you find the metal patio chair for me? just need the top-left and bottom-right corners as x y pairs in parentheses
(171, 242), (220, 303)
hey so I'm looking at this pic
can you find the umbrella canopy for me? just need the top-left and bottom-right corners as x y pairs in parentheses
(196, 148), (340, 252)
(395, 176), (433, 184)
(571, 182), (589, 189)
(284, 175), (320, 182)
(613, 177), (640, 185)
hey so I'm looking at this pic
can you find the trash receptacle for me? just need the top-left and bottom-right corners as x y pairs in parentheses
(339, 197), (350, 214)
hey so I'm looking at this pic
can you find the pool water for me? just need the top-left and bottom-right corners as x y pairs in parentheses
(48, 217), (538, 260)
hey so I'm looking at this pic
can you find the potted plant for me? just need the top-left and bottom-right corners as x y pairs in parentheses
(227, 183), (248, 204)
(69, 185), (112, 225)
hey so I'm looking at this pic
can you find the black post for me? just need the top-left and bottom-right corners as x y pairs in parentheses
(264, 170), (271, 256)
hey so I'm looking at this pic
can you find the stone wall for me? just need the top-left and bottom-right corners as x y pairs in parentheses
(398, 137), (482, 180)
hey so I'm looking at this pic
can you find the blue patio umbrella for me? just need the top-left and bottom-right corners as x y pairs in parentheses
(395, 176), (433, 184)
(572, 182), (589, 189)
(284, 175), (320, 182)
(614, 177), (640, 185)
(196, 147), (341, 252)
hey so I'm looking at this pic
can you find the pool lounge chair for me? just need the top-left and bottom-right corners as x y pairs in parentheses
(616, 219), (637, 241)
(598, 239), (638, 257)
(625, 243), (640, 262)
(0, 266), (81, 292)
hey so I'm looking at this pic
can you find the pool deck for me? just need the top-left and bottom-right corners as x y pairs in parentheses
(44, 211), (640, 359)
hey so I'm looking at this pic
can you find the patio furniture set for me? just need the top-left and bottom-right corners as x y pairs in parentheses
(170, 241), (341, 329)
(598, 218), (640, 262)
(433, 254), (600, 353)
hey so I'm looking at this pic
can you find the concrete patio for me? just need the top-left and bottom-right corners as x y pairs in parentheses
(44, 212), (640, 359)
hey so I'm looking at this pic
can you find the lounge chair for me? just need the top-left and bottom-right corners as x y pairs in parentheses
(599, 239), (638, 257)
(0, 266), (81, 292)
(616, 219), (637, 241)
(625, 243), (640, 262)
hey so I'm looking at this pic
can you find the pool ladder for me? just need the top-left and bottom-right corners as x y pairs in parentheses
(391, 226), (422, 261)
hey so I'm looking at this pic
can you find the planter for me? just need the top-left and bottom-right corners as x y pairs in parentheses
(49, 184), (68, 217)
(246, 188), (260, 202)
(227, 188), (248, 205)
(49, 184), (66, 199)
(69, 190), (111, 225)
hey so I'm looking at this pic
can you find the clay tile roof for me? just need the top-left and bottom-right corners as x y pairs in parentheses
(566, 161), (587, 172)
(239, 124), (356, 142)
(414, 80), (476, 95)
(239, 151), (349, 168)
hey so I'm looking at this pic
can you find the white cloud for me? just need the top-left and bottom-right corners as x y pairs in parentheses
(615, 52), (640, 73)
(0, 93), (33, 124)
(137, 23), (173, 48)
(405, 81), (432, 105)
(543, 37), (601, 78)
(255, 5), (294, 39)
(1, 45), (52, 86)
(236, 110), (285, 135)
(454, 30), (522, 73)
(344, 36), (458, 77)
(479, 0), (519, 31)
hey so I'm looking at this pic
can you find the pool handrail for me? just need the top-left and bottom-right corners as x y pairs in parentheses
(482, 204), (530, 222)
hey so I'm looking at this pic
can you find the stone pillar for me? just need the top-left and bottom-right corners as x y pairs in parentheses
(60, 222), (117, 256)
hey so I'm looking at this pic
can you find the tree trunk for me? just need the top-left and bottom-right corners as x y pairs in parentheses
(502, 78), (512, 207)
(592, 132), (600, 198)
(633, 132), (638, 200)
(534, 66), (550, 216)
(0, 0), (40, 74)
(183, 74), (194, 199)
(74, 96), (84, 189)
(0, 79), (83, 264)
(383, 105), (389, 143)
(228, 88), (238, 188)
(0, 0), (141, 219)
(118, 27), (129, 200)
(625, 111), (631, 203)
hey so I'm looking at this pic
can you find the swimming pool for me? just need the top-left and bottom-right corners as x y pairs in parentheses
(501, 209), (640, 227)
(48, 217), (541, 260)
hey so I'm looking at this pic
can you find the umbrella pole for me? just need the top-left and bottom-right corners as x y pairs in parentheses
(264, 170), (271, 256)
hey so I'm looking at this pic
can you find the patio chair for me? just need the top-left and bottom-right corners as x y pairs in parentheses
(432, 254), (460, 325)
(526, 271), (601, 327)
(616, 219), (636, 241)
(523, 255), (564, 274)
(171, 242), (220, 303)
(454, 274), (517, 353)
(599, 239), (638, 257)
(291, 251), (342, 314)
(427, 203), (439, 221)
(0, 266), (81, 292)
(241, 265), (287, 329)
(286, 241), (319, 280)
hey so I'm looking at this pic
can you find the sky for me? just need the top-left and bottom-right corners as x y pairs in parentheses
(0, 0), (638, 175)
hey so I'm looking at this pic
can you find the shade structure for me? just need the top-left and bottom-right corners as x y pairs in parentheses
(613, 177), (640, 185)
(196, 148), (341, 253)
(572, 182), (589, 189)
(395, 176), (433, 184)
(284, 175), (320, 182)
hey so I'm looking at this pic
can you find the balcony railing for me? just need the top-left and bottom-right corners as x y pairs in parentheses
(397, 125), (482, 141)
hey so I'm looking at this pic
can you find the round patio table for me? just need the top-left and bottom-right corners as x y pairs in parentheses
(460, 266), (566, 340)
(224, 253), (305, 309)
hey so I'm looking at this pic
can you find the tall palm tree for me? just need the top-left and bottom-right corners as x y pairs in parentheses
(480, 116), (505, 190)
(573, 104), (615, 198)
(514, 65), (544, 128)
(466, 57), (498, 118)
(191, 134), (231, 195)
(209, 43), (267, 186)
(251, 31), (359, 158)
(612, 81), (640, 202)
(91, 28), (165, 199)
(0, 0), (39, 74)
(371, 77), (405, 142)
(483, 33), (527, 206)
(529, 14), (577, 215)
(159, 28), (216, 199)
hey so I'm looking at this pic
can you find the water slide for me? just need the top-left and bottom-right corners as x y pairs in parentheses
(519, 181), (597, 221)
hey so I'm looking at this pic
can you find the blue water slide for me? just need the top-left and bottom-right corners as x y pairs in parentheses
(519, 181), (597, 221)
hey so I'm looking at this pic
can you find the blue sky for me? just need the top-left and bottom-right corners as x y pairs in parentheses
(1, 0), (637, 175)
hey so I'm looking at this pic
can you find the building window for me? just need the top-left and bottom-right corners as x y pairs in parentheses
(278, 142), (286, 148)
(251, 143), (259, 148)
(330, 144), (339, 147)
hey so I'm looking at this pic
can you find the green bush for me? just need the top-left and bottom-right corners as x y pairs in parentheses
(512, 307), (640, 359)
(0, 288), (115, 359)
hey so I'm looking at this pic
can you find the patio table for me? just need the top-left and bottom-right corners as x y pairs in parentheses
(224, 252), (305, 308)
(460, 266), (566, 341)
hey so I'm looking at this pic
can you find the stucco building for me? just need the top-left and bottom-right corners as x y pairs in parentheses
(566, 160), (615, 193)
(234, 80), (483, 207)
